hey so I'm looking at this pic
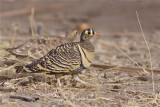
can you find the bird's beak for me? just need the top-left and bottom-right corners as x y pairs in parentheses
(94, 33), (100, 36)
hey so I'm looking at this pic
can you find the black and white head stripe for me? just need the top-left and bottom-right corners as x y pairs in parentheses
(84, 29), (95, 36)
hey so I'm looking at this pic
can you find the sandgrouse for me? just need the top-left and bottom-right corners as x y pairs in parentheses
(6, 30), (78, 60)
(15, 29), (99, 86)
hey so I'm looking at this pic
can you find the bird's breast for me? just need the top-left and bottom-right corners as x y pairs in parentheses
(78, 44), (94, 68)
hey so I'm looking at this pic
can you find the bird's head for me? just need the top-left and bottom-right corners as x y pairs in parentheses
(80, 29), (100, 41)
(65, 29), (78, 42)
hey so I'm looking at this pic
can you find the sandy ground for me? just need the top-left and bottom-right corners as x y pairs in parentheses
(0, 0), (160, 107)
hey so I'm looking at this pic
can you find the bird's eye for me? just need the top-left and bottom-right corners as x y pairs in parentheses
(85, 30), (93, 36)
(74, 31), (77, 35)
(75, 31), (78, 35)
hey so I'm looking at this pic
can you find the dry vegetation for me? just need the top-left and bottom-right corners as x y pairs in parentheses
(0, 0), (160, 107)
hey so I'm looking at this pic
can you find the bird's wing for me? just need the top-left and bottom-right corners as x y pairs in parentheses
(24, 42), (81, 73)
(7, 36), (67, 59)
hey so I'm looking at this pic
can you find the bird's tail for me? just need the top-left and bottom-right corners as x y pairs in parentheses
(15, 66), (27, 73)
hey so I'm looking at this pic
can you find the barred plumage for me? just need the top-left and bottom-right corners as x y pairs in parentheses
(15, 29), (100, 75)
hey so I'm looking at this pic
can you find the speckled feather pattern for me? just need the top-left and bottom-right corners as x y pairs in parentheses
(7, 35), (68, 59)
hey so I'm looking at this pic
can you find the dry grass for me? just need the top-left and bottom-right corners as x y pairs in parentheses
(136, 11), (155, 95)
(29, 8), (38, 37)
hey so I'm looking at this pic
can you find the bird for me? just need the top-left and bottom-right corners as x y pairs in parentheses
(6, 29), (78, 60)
(15, 29), (100, 87)
(6, 23), (90, 61)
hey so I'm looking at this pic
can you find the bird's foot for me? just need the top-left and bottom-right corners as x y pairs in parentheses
(73, 75), (98, 88)
(57, 78), (62, 87)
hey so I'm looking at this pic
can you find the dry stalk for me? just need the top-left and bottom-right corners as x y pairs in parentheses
(136, 11), (155, 94)
(11, 24), (18, 46)
(112, 42), (148, 73)
(91, 63), (160, 73)
(29, 8), (37, 36)
(10, 95), (39, 102)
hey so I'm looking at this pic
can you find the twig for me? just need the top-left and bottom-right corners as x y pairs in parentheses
(0, 2), (76, 19)
(0, 87), (16, 92)
(11, 24), (18, 45)
(136, 11), (155, 94)
(10, 95), (39, 102)
(91, 63), (160, 74)
(0, 76), (12, 80)
(29, 8), (37, 36)
(112, 42), (148, 73)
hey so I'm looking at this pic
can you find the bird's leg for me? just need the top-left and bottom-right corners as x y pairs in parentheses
(55, 74), (63, 87)
(57, 78), (62, 87)
(74, 75), (88, 85)
(73, 75), (97, 88)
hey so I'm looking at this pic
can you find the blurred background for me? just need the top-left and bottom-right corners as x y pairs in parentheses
(1, 0), (160, 34)
(1, 0), (160, 68)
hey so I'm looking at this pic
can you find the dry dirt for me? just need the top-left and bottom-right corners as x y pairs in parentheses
(0, 0), (160, 107)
